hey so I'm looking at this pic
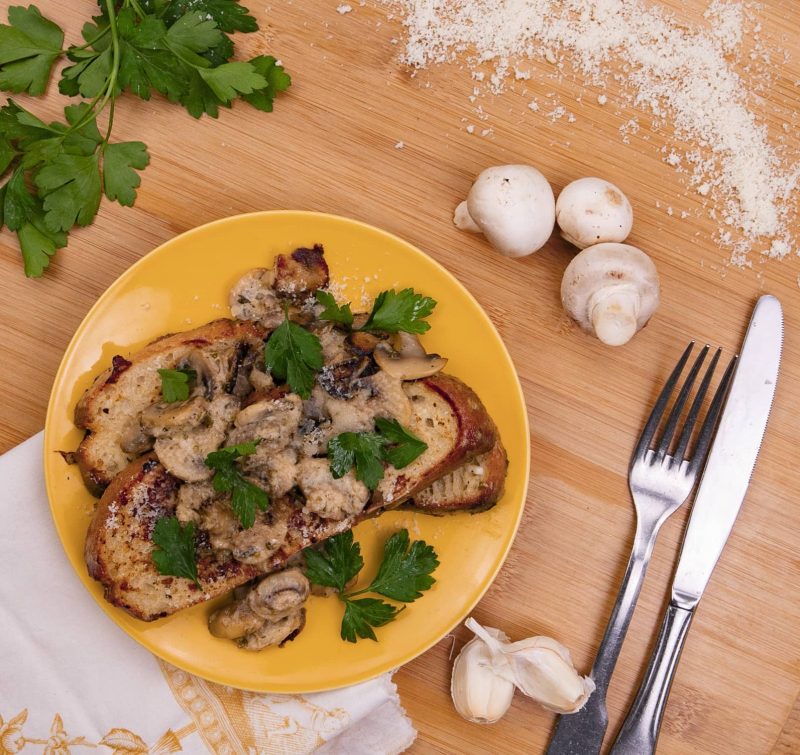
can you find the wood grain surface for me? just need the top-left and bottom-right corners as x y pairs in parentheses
(1, 1), (798, 753)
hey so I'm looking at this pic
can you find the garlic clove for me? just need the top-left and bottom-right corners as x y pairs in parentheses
(451, 628), (516, 724)
(463, 618), (594, 715)
(502, 636), (596, 714)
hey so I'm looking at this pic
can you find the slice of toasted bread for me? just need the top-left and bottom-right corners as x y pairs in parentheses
(403, 439), (508, 515)
(75, 319), (266, 496)
(85, 373), (498, 621)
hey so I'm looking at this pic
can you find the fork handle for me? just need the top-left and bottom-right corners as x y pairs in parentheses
(546, 525), (659, 755)
(610, 602), (695, 755)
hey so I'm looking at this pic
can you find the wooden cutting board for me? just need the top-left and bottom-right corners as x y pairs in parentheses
(1, 1), (798, 753)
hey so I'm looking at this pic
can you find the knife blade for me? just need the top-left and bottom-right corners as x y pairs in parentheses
(611, 294), (783, 755)
(671, 294), (783, 610)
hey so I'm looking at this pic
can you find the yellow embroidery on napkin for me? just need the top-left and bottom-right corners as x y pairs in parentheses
(158, 660), (351, 755)
(0, 709), (187, 755)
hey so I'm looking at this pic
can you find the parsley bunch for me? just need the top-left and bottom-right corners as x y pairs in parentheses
(328, 417), (428, 490)
(304, 529), (439, 642)
(0, 1), (290, 277)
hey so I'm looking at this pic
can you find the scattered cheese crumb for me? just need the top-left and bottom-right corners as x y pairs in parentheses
(385, 0), (799, 268)
(394, 141), (405, 149)
(466, 124), (475, 133)
(336, 3), (352, 13)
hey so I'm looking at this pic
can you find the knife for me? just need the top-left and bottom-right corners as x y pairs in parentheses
(610, 294), (784, 755)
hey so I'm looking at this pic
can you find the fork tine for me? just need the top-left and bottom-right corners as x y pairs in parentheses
(687, 354), (738, 473)
(673, 347), (722, 461)
(632, 342), (694, 462)
(654, 345), (710, 462)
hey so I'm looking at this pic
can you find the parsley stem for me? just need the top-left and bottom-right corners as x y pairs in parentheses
(127, 0), (149, 19)
(64, 25), (111, 54)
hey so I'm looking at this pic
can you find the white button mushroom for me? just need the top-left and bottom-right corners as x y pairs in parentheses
(453, 165), (556, 257)
(561, 243), (660, 346)
(555, 177), (633, 249)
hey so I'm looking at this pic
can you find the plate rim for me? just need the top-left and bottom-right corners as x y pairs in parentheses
(43, 209), (531, 692)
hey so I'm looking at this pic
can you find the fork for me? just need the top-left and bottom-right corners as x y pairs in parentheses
(545, 343), (735, 755)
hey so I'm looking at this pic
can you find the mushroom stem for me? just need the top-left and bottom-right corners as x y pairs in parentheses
(454, 201), (481, 233)
(589, 286), (641, 346)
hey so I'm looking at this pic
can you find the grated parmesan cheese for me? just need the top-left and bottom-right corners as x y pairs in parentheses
(377, 0), (799, 267)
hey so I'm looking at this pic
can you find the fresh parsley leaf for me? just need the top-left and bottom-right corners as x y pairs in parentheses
(161, 0), (259, 34)
(205, 441), (268, 528)
(18, 218), (63, 277)
(34, 152), (102, 232)
(315, 290), (354, 327)
(242, 55), (291, 113)
(303, 531), (364, 593)
(3, 165), (37, 230)
(264, 313), (324, 399)
(360, 288), (437, 334)
(341, 597), (400, 643)
(0, 5), (64, 95)
(375, 417), (427, 469)
(197, 60), (266, 102)
(364, 529), (438, 602)
(164, 10), (223, 57)
(303, 528), (438, 643)
(157, 367), (196, 402)
(327, 431), (387, 490)
(327, 420), (427, 490)
(103, 141), (150, 206)
(151, 515), (200, 587)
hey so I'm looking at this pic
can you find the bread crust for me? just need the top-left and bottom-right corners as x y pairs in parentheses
(75, 319), (266, 495)
(404, 439), (508, 515)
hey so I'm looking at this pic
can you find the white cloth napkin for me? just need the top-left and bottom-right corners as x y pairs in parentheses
(0, 433), (416, 754)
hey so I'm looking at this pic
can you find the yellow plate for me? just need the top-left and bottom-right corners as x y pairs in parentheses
(44, 211), (530, 693)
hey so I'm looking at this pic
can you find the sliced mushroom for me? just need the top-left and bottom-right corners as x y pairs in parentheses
(175, 481), (216, 524)
(208, 599), (265, 640)
(185, 347), (233, 399)
(237, 609), (306, 651)
(140, 396), (209, 438)
(152, 394), (240, 482)
(248, 365), (274, 392)
(246, 567), (310, 621)
(119, 418), (153, 455)
(231, 503), (290, 565)
(318, 357), (375, 399)
(373, 334), (447, 380)
(346, 330), (383, 355)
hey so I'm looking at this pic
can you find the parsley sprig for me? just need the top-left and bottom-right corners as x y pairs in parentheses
(314, 290), (354, 327)
(0, 2), (290, 277)
(151, 515), (200, 587)
(304, 529), (439, 642)
(157, 367), (196, 402)
(361, 288), (437, 334)
(316, 287), (436, 334)
(205, 440), (269, 529)
(328, 418), (428, 490)
(264, 309), (324, 399)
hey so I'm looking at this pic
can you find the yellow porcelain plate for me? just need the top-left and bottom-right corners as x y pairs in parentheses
(44, 211), (530, 693)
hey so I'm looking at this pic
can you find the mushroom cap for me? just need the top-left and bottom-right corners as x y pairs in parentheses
(561, 243), (660, 345)
(466, 165), (556, 257)
(555, 177), (633, 249)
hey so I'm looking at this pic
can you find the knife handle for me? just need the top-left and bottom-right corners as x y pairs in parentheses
(610, 602), (695, 755)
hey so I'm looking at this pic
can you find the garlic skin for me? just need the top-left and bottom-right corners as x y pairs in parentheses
(464, 618), (595, 715)
(451, 625), (516, 724)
